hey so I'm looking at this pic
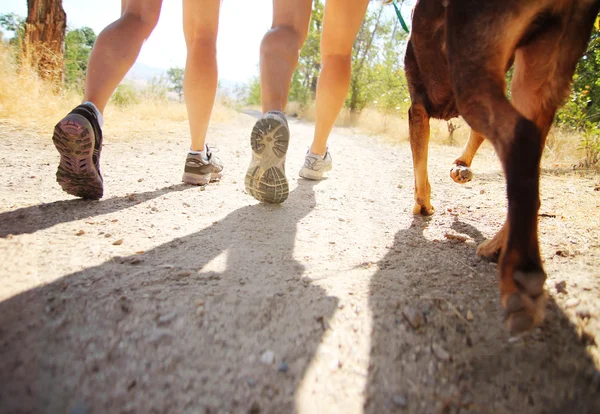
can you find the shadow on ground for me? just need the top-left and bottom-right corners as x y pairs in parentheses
(365, 216), (600, 413)
(0, 181), (338, 413)
(0, 184), (190, 237)
(1, 186), (599, 413)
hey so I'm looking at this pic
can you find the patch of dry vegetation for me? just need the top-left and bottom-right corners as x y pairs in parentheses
(0, 42), (239, 139)
(1, 40), (592, 169)
(288, 99), (591, 169)
(0, 42), (79, 131)
(103, 99), (239, 142)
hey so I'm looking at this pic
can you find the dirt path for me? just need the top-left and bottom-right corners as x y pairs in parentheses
(0, 112), (599, 414)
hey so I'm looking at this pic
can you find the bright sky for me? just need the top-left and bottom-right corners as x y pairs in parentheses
(1, 0), (413, 83)
(1, 0), (271, 82)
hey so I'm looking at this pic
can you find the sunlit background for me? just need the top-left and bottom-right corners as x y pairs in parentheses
(1, 0), (415, 86)
(1, 0), (273, 83)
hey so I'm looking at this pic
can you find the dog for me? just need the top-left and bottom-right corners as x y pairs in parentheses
(404, 0), (600, 334)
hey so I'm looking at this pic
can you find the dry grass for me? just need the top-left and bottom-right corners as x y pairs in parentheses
(289, 99), (590, 168)
(0, 42), (239, 139)
(544, 127), (594, 168)
(288, 102), (369, 129)
(1, 38), (590, 168)
(103, 99), (240, 142)
(0, 42), (79, 131)
(290, 102), (480, 148)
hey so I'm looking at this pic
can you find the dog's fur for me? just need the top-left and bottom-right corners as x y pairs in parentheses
(404, 0), (600, 333)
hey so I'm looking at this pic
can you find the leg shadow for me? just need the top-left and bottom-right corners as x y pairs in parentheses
(0, 184), (191, 237)
(0, 181), (337, 413)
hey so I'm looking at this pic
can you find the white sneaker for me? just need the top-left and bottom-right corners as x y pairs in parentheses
(299, 150), (332, 180)
(244, 111), (290, 203)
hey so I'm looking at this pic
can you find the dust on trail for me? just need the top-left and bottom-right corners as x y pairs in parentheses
(0, 113), (599, 414)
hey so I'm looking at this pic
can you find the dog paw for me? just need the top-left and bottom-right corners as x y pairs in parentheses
(450, 163), (473, 184)
(477, 238), (501, 259)
(502, 270), (547, 335)
(413, 202), (435, 216)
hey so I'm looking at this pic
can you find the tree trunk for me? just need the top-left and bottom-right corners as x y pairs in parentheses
(25, 0), (67, 85)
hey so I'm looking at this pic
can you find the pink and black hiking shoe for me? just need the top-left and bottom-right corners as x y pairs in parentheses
(52, 103), (104, 199)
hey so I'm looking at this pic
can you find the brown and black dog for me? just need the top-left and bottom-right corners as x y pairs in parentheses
(404, 0), (600, 334)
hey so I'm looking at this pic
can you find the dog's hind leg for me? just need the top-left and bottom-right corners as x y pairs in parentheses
(408, 102), (435, 216)
(405, 39), (435, 216)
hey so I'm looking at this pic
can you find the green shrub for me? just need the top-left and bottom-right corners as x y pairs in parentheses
(111, 83), (140, 107)
(142, 75), (169, 102)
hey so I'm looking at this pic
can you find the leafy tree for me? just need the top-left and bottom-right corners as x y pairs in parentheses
(64, 26), (96, 89)
(111, 83), (140, 107)
(167, 67), (184, 100)
(286, 1), (409, 113)
(245, 75), (262, 106)
(369, 17), (410, 114)
(2, 13), (96, 90)
(347, 5), (409, 112)
(289, 0), (324, 104)
(143, 74), (169, 102)
(241, 2), (409, 114)
(0, 13), (26, 46)
(555, 19), (600, 166)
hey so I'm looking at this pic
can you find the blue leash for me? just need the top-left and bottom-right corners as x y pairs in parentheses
(392, 0), (410, 33)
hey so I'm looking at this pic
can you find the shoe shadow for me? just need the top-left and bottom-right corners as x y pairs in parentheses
(0, 181), (338, 413)
(364, 216), (600, 413)
(0, 184), (191, 237)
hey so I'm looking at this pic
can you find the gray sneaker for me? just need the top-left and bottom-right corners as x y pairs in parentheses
(244, 111), (290, 204)
(299, 150), (332, 180)
(182, 146), (223, 185)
